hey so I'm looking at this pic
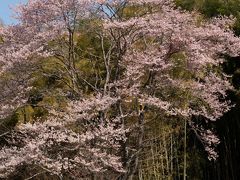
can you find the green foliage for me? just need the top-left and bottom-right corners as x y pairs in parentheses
(233, 17), (240, 36)
(201, 0), (224, 17)
(122, 4), (151, 18)
(176, 0), (240, 18)
(15, 105), (35, 125)
(175, 0), (196, 11)
(170, 52), (193, 80)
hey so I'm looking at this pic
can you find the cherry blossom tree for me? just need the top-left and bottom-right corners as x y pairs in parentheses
(0, 95), (127, 178)
(0, 0), (128, 178)
(102, 0), (240, 178)
(1, 0), (240, 179)
(0, 0), (102, 119)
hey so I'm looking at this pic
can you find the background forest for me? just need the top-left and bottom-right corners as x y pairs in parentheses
(1, 0), (240, 179)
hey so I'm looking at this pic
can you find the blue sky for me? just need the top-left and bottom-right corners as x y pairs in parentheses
(0, 0), (26, 25)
